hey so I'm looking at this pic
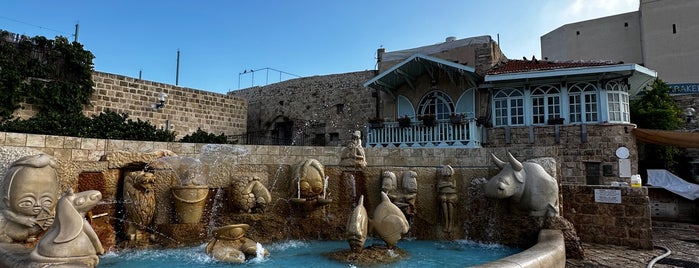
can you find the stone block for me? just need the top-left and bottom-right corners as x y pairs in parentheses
(45, 135), (65, 148)
(5, 133), (27, 146)
(25, 134), (46, 147)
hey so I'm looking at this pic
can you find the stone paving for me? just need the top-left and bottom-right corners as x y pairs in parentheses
(566, 221), (699, 268)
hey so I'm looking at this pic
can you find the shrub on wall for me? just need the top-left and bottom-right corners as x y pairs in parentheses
(0, 32), (95, 120)
(0, 110), (175, 142)
(179, 128), (230, 144)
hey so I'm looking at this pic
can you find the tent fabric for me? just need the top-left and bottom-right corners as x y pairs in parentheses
(647, 169), (699, 200)
(632, 128), (699, 148)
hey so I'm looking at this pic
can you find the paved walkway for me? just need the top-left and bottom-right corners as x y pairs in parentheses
(566, 222), (699, 268)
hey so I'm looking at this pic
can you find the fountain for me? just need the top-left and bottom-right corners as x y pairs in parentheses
(0, 140), (573, 267)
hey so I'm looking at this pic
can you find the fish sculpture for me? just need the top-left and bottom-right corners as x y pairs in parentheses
(346, 195), (368, 252)
(371, 191), (409, 248)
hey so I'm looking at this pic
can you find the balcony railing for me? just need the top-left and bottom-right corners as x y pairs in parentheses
(365, 119), (482, 148)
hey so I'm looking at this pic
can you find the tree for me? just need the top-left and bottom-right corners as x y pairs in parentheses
(630, 79), (683, 170)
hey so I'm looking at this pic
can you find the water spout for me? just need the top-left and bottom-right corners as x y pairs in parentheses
(322, 176), (329, 199)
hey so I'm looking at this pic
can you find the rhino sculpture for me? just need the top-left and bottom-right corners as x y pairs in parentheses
(484, 152), (559, 217)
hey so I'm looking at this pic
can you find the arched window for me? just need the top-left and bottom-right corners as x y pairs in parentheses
(417, 90), (454, 120)
(606, 80), (630, 123)
(492, 88), (524, 126)
(531, 85), (561, 124)
(568, 83), (598, 123)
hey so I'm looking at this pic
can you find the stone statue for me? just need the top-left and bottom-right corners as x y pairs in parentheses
(380, 171), (398, 201)
(437, 165), (457, 233)
(484, 152), (560, 217)
(289, 159), (331, 208)
(346, 195), (368, 252)
(339, 130), (367, 168)
(229, 176), (272, 213)
(30, 189), (104, 267)
(379, 170), (417, 219)
(123, 170), (156, 241)
(206, 224), (269, 263)
(0, 154), (59, 243)
(371, 192), (409, 249)
(401, 171), (418, 217)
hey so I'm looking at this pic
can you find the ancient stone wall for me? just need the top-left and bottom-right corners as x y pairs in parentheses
(561, 184), (653, 249)
(229, 71), (376, 146)
(11, 71), (248, 139)
(485, 124), (638, 185)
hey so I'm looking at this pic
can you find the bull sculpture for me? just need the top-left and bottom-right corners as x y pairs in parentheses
(484, 152), (559, 217)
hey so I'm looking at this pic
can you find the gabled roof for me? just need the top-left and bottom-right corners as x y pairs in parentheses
(363, 53), (481, 93)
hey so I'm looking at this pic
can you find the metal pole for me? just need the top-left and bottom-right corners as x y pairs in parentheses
(175, 49), (180, 85)
(139, 69), (142, 80)
(251, 71), (254, 87)
(74, 23), (79, 42)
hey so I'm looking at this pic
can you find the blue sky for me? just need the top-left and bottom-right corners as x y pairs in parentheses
(2, 0), (637, 94)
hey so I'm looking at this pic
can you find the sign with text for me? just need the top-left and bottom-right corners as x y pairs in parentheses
(669, 83), (699, 94)
(594, 189), (622, 204)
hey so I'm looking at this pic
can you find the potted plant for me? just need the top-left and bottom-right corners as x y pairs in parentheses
(419, 114), (437, 127)
(547, 117), (565, 125)
(397, 115), (412, 128)
(449, 113), (465, 124)
(368, 117), (384, 128)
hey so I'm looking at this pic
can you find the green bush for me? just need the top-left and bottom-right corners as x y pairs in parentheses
(179, 128), (230, 144)
(0, 110), (175, 142)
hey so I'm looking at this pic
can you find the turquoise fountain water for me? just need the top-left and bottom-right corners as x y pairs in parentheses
(99, 239), (521, 267)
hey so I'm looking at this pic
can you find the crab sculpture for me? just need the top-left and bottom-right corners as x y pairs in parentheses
(289, 159), (332, 210)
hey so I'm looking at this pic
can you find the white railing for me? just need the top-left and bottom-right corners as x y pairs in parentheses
(365, 119), (482, 148)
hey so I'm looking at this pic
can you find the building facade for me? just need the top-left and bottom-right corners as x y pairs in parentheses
(541, 0), (699, 91)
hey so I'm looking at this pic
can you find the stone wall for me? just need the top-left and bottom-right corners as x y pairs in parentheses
(484, 124), (638, 185)
(229, 71), (375, 146)
(0, 131), (558, 166)
(562, 184), (652, 249)
(12, 71), (248, 139)
(0, 132), (654, 249)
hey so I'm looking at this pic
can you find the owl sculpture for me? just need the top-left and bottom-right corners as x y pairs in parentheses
(123, 171), (156, 241)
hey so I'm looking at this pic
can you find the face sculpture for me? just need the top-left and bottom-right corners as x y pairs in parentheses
(402, 171), (418, 194)
(3, 155), (59, 218)
(7, 171), (57, 218)
(0, 154), (60, 242)
(380, 171), (397, 193)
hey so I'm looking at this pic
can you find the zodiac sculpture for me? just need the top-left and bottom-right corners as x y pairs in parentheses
(206, 224), (269, 263)
(379, 170), (418, 218)
(0, 154), (59, 243)
(289, 159), (331, 208)
(372, 192), (410, 249)
(229, 176), (272, 213)
(437, 165), (458, 233)
(346, 195), (368, 252)
(30, 189), (104, 267)
(123, 170), (156, 241)
(339, 130), (367, 168)
(484, 152), (560, 217)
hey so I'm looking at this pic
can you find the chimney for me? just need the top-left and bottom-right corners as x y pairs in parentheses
(377, 48), (385, 63)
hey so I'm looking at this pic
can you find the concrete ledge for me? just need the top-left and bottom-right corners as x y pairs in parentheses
(474, 229), (566, 268)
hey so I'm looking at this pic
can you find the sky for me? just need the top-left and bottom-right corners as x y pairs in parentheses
(2, 0), (638, 94)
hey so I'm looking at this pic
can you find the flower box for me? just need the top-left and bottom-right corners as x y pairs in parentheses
(449, 113), (465, 124)
(397, 116), (411, 128)
(419, 114), (437, 127)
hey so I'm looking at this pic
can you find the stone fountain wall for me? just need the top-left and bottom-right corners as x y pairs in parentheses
(0, 134), (654, 251)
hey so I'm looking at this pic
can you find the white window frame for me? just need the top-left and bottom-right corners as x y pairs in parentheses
(606, 80), (630, 123)
(568, 82), (599, 124)
(492, 88), (524, 126)
(531, 85), (561, 125)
